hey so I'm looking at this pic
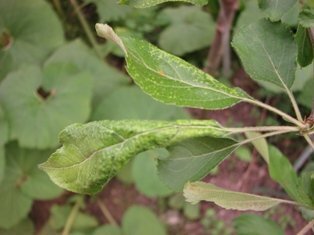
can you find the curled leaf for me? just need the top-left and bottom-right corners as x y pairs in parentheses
(40, 120), (227, 194)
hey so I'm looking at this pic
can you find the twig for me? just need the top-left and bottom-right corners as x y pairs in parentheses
(62, 198), (82, 235)
(296, 219), (314, 235)
(69, 0), (103, 58)
(294, 145), (314, 171)
(204, 0), (238, 75)
(97, 199), (118, 226)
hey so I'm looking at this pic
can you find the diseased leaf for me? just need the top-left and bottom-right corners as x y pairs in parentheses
(183, 181), (293, 211)
(296, 25), (313, 67)
(158, 6), (215, 55)
(258, 0), (299, 25)
(233, 214), (284, 235)
(40, 120), (227, 194)
(232, 19), (297, 90)
(0, 0), (64, 79)
(0, 64), (92, 149)
(245, 132), (269, 163)
(133, 149), (173, 197)
(122, 206), (166, 235)
(268, 146), (313, 207)
(119, 0), (208, 8)
(158, 137), (237, 191)
(96, 24), (249, 110)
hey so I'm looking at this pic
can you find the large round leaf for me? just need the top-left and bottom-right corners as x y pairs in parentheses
(0, 63), (93, 149)
(0, 0), (64, 79)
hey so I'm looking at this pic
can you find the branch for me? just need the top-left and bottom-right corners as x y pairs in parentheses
(204, 0), (239, 75)
(297, 219), (314, 235)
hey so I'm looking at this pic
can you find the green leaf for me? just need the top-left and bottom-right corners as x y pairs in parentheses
(245, 132), (269, 163)
(232, 19), (297, 90)
(268, 146), (313, 206)
(0, 147), (4, 184)
(183, 203), (200, 220)
(299, 7), (314, 27)
(0, 104), (9, 146)
(92, 86), (188, 121)
(292, 63), (313, 91)
(233, 214), (284, 235)
(40, 119), (227, 194)
(0, 142), (62, 229)
(258, 0), (299, 24)
(235, 146), (252, 162)
(93, 225), (122, 235)
(158, 137), (237, 191)
(158, 6), (215, 56)
(235, 0), (263, 33)
(90, 0), (131, 22)
(45, 40), (128, 107)
(132, 149), (173, 197)
(0, 0), (64, 79)
(0, 64), (93, 149)
(96, 24), (249, 110)
(183, 181), (293, 211)
(119, 0), (208, 8)
(296, 25), (314, 67)
(0, 219), (34, 235)
(297, 76), (314, 108)
(49, 204), (98, 231)
(122, 206), (166, 235)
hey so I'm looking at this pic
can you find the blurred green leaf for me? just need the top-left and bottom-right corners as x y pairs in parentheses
(93, 225), (122, 235)
(184, 181), (292, 211)
(245, 131), (269, 163)
(40, 120), (226, 194)
(234, 0), (263, 33)
(158, 6), (215, 56)
(45, 39), (128, 107)
(92, 86), (189, 120)
(234, 214), (284, 235)
(232, 19), (297, 90)
(90, 0), (131, 22)
(0, 64), (93, 149)
(183, 203), (200, 220)
(268, 146), (313, 206)
(295, 25), (313, 67)
(132, 149), (173, 197)
(120, 0), (208, 8)
(235, 146), (252, 162)
(0, 0), (64, 79)
(158, 137), (237, 191)
(292, 63), (313, 91)
(299, 7), (314, 27)
(0, 142), (63, 228)
(0, 219), (34, 235)
(122, 206), (166, 235)
(258, 0), (299, 25)
(297, 76), (314, 109)
(0, 105), (9, 146)
(168, 193), (185, 209)
(50, 204), (98, 231)
(0, 147), (4, 183)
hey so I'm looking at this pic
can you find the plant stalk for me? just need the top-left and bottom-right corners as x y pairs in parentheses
(225, 125), (299, 134)
(303, 134), (314, 150)
(237, 130), (294, 147)
(61, 198), (82, 235)
(296, 219), (314, 235)
(97, 199), (118, 226)
(69, 0), (103, 58)
(244, 98), (304, 128)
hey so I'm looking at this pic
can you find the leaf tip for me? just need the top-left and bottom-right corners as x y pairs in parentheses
(95, 23), (127, 55)
(183, 182), (200, 205)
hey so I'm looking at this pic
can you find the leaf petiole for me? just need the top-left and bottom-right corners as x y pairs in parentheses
(224, 125), (299, 134)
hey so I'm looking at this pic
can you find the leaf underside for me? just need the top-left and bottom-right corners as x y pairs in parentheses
(40, 120), (227, 194)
